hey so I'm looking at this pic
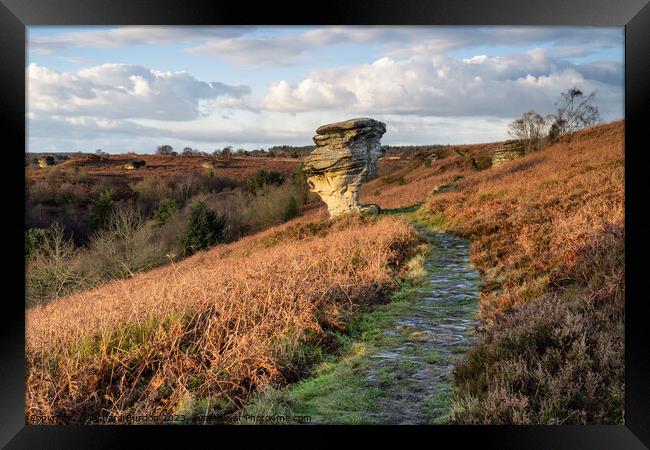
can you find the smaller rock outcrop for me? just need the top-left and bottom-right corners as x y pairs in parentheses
(303, 118), (386, 218)
(124, 160), (146, 170)
(492, 140), (525, 166)
(38, 156), (55, 168)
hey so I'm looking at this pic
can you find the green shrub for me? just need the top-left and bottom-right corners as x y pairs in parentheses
(91, 188), (114, 228)
(25, 228), (47, 259)
(282, 196), (299, 222)
(152, 198), (179, 227)
(382, 175), (406, 185)
(290, 164), (312, 204)
(472, 157), (492, 171)
(547, 122), (562, 142)
(182, 201), (229, 256)
(247, 170), (285, 194)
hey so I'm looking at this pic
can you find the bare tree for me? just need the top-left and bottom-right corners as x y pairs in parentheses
(547, 87), (600, 140)
(221, 146), (232, 160)
(507, 110), (548, 152)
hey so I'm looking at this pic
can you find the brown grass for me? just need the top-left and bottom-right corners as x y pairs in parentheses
(25, 121), (624, 424)
(361, 143), (500, 209)
(26, 214), (420, 424)
(27, 155), (300, 190)
(415, 121), (624, 424)
(422, 121), (624, 320)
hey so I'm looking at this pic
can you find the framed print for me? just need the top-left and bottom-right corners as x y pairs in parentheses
(1, 0), (649, 447)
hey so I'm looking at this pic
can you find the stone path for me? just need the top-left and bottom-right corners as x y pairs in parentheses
(241, 224), (481, 424)
(361, 227), (480, 424)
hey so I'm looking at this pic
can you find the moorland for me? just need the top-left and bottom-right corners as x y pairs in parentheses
(25, 120), (624, 424)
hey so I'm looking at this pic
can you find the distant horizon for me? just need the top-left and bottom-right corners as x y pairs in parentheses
(26, 118), (624, 156)
(27, 26), (624, 154)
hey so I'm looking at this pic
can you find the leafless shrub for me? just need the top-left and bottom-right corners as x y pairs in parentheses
(29, 182), (55, 204)
(547, 87), (600, 139)
(25, 223), (94, 307)
(507, 110), (548, 152)
(88, 207), (166, 279)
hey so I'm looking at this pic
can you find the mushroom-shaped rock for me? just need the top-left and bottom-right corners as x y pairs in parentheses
(303, 118), (386, 218)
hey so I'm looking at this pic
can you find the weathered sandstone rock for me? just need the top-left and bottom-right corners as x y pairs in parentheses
(124, 160), (146, 170)
(492, 140), (525, 166)
(38, 156), (55, 168)
(303, 118), (386, 218)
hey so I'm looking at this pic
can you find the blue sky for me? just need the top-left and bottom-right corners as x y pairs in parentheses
(27, 26), (624, 153)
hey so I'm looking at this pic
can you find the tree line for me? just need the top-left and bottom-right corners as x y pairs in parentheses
(155, 144), (314, 158)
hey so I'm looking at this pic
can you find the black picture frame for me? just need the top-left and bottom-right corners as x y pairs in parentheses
(2, 0), (648, 447)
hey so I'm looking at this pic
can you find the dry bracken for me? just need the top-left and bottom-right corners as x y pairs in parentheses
(26, 214), (421, 423)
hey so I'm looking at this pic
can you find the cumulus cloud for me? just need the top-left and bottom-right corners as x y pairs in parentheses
(264, 79), (357, 111)
(263, 49), (623, 121)
(28, 63), (251, 121)
(26, 26), (624, 152)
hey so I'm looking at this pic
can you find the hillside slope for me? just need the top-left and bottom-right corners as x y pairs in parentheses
(26, 214), (421, 423)
(25, 121), (624, 425)
(414, 121), (625, 423)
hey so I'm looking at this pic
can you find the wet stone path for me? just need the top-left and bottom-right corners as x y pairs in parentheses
(362, 228), (481, 424)
(241, 225), (481, 424)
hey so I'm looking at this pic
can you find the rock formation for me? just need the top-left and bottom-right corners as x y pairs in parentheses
(124, 160), (146, 170)
(38, 156), (55, 168)
(492, 140), (525, 166)
(303, 118), (386, 218)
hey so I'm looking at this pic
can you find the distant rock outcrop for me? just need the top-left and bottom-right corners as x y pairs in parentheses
(492, 140), (525, 166)
(38, 156), (55, 168)
(303, 118), (386, 218)
(124, 160), (146, 170)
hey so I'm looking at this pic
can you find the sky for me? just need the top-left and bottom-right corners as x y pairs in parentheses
(27, 26), (624, 153)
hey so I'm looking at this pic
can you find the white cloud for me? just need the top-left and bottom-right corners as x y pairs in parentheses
(263, 50), (623, 121)
(188, 26), (623, 67)
(264, 79), (357, 111)
(29, 26), (252, 54)
(28, 63), (251, 121)
(27, 109), (320, 152)
(29, 26), (623, 71)
(26, 26), (624, 152)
